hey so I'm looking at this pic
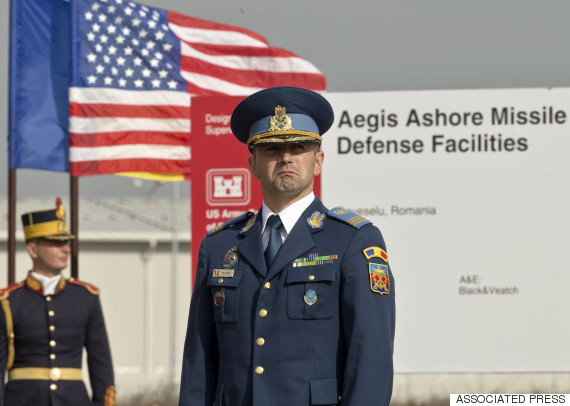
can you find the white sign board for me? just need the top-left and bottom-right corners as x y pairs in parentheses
(322, 88), (570, 372)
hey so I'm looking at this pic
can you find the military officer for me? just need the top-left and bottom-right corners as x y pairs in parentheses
(179, 86), (395, 406)
(0, 198), (115, 406)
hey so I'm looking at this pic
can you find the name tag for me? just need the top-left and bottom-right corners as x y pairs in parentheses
(212, 269), (235, 277)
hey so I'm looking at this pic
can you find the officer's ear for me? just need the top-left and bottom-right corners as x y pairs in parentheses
(314, 148), (324, 177)
(248, 153), (259, 179)
(26, 240), (40, 259)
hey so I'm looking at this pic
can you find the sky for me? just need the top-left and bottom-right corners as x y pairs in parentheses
(2, 0), (570, 198)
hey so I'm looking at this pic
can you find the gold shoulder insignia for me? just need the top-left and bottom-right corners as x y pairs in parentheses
(0, 282), (25, 301)
(240, 213), (257, 233)
(68, 278), (101, 295)
(208, 211), (255, 236)
(104, 385), (116, 406)
(327, 207), (372, 229)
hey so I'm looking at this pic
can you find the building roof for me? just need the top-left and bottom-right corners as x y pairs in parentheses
(0, 197), (191, 242)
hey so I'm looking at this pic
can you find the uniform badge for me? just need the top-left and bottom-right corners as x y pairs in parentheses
(363, 246), (388, 262)
(214, 290), (225, 307)
(369, 263), (390, 295)
(307, 211), (325, 229)
(304, 289), (317, 305)
(222, 247), (239, 268)
(241, 214), (257, 233)
(212, 269), (234, 278)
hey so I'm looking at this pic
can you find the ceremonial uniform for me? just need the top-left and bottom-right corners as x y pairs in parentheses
(179, 86), (395, 406)
(0, 275), (115, 406)
(0, 198), (115, 406)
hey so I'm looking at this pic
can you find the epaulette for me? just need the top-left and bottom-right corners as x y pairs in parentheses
(68, 278), (100, 295)
(327, 207), (372, 229)
(208, 211), (255, 236)
(0, 282), (25, 301)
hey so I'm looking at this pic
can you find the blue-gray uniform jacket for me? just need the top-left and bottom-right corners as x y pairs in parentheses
(179, 197), (395, 406)
(0, 274), (115, 406)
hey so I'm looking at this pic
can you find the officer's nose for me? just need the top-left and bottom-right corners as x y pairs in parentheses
(278, 148), (294, 163)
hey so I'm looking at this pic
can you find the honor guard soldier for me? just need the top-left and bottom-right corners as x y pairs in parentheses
(179, 87), (395, 406)
(0, 199), (115, 406)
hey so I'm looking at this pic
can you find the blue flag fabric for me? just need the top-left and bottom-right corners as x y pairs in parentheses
(9, 0), (70, 172)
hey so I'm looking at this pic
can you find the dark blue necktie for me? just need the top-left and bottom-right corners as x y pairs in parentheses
(264, 215), (283, 267)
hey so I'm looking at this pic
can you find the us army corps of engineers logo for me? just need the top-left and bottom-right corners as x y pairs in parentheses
(206, 168), (251, 206)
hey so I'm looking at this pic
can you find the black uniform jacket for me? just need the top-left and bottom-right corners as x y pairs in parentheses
(179, 197), (395, 406)
(0, 273), (115, 406)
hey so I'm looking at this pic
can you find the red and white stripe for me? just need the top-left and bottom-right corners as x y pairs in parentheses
(69, 9), (326, 177)
(69, 87), (191, 176)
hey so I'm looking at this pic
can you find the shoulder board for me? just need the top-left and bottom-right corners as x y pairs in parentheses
(327, 207), (372, 229)
(0, 282), (25, 301)
(68, 278), (100, 295)
(208, 211), (255, 236)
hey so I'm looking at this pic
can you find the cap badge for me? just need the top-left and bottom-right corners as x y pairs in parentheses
(222, 247), (239, 268)
(304, 289), (317, 306)
(268, 105), (294, 132)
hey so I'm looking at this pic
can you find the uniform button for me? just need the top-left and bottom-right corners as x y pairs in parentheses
(49, 310), (55, 317)
(218, 278), (223, 284)
(258, 309), (268, 318)
(46, 296), (52, 302)
(255, 366), (264, 375)
(50, 354), (56, 360)
(50, 384), (57, 391)
(256, 337), (265, 346)
(339, 395), (342, 401)
(50, 340), (56, 347)
(308, 274), (315, 281)
(50, 325), (55, 332)
(264, 282), (271, 290)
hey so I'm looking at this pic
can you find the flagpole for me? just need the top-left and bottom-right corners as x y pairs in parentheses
(8, 169), (17, 285)
(70, 175), (79, 279)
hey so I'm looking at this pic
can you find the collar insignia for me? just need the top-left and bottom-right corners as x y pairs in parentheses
(307, 211), (325, 229)
(240, 214), (257, 233)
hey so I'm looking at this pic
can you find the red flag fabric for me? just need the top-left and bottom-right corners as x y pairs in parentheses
(69, 0), (326, 178)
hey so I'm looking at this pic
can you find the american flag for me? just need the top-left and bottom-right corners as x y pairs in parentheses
(69, 0), (326, 178)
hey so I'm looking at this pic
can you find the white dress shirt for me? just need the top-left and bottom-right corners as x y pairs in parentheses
(261, 192), (315, 251)
(31, 271), (62, 295)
